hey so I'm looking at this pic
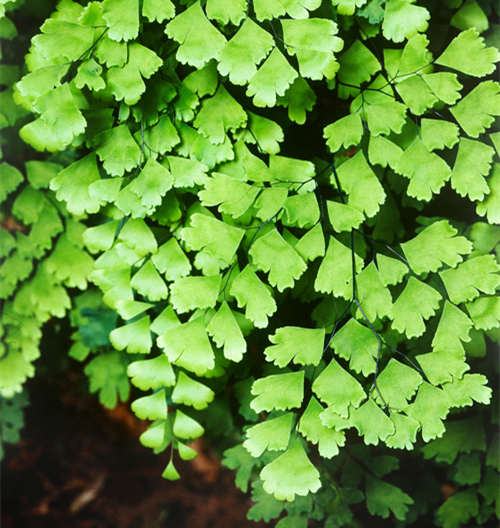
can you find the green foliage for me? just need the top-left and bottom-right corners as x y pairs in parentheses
(85, 350), (131, 408)
(0, 391), (29, 459)
(1, 0), (499, 526)
(251, 371), (305, 413)
(435, 488), (479, 528)
(366, 474), (413, 520)
(0, 158), (91, 397)
(244, 413), (293, 457)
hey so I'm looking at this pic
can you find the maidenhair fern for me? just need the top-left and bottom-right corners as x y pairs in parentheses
(1, 0), (499, 525)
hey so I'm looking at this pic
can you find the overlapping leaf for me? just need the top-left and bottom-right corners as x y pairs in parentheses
(282, 19), (343, 81)
(107, 43), (163, 105)
(194, 86), (247, 144)
(390, 277), (442, 338)
(335, 151), (386, 217)
(439, 255), (500, 304)
(230, 265), (277, 328)
(260, 440), (321, 501)
(330, 318), (378, 376)
(298, 397), (345, 458)
(249, 229), (307, 292)
(451, 139), (494, 201)
(246, 48), (298, 108)
(312, 358), (366, 417)
(264, 327), (325, 368)
(217, 19), (274, 85)
(165, 2), (226, 69)
(157, 318), (215, 376)
(450, 81), (500, 138)
(401, 220), (472, 274)
(435, 28), (500, 77)
(315, 236), (363, 298)
(206, 302), (246, 361)
(337, 39), (380, 99)
(382, 0), (430, 43)
(199, 173), (258, 217)
(181, 213), (244, 268)
(251, 371), (305, 413)
(244, 413), (293, 457)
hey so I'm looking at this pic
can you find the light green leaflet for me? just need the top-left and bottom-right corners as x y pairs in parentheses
(260, 439), (321, 501)
(165, 2), (226, 69)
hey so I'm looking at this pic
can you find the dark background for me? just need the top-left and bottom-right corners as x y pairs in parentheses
(1, 359), (267, 528)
